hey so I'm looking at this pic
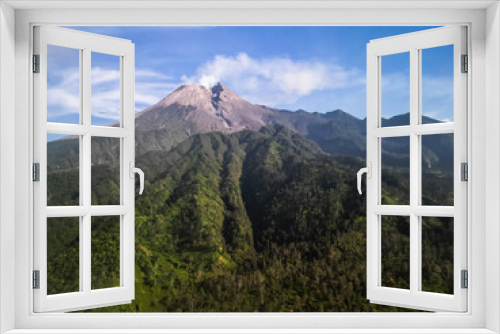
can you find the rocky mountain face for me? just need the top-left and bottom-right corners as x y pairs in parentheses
(133, 83), (277, 153)
(132, 82), (369, 159)
(135, 83), (276, 133)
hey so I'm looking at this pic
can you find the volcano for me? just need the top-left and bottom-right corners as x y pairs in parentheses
(132, 82), (371, 158)
(135, 82), (276, 134)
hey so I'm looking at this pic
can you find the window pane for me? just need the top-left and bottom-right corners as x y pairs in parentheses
(381, 52), (410, 127)
(381, 136), (410, 205)
(47, 134), (80, 206)
(91, 52), (121, 126)
(92, 216), (120, 290)
(91, 137), (121, 205)
(422, 134), (454, 206)
(381, 215), (410, 289)
(421, 45), (454, 124)
(47, 45), (80, 124)
(422, 217), (454, 294)
(47, 217), (80, 295)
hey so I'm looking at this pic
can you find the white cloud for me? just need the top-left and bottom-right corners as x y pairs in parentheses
(135, 69), (172, 80)
(46, 55), (455, 124)
(47, 69), (80, 118)
(47, 87), (80, 111)
(47, 68), (175, 121)
(91, 67), (121, 85)
(47, 53), (365, 120)
(182, 52), (364, 106)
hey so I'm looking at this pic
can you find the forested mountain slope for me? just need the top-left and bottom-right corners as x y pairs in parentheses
(47, 125), (452, 312)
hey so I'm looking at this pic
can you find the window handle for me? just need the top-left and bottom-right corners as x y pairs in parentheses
(129, 162), (144, 195)
(357, 162), (371, 195)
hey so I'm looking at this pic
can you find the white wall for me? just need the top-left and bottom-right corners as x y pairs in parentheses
(486, 2), (500, 333)
(7, 5), (492, 332)
(0, 2), (16, 333)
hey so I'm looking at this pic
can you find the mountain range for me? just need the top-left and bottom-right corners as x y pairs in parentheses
(130, 82), (449, 171)
(133, 82), (368, 157)
(51, 82), (452, 173)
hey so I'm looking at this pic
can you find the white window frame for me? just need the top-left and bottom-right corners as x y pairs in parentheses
(365, 26), (467, 312)
(1, 1), (499, 333)
(33, 26), (136, 313)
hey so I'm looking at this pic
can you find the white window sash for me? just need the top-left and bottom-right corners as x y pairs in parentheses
(33, 26), (136, 313)
(366, 26), (468, 312)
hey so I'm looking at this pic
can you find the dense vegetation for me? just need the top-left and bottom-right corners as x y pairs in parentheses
(46, 124), (454, 312)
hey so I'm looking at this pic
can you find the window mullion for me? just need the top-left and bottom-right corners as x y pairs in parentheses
(409, 47), (420, 294)
(373, 123), (454, 138)
(82, 214), (91, 293)
(416, 48), (424, 294)
(78, 48), (84, 293)
(82, 48), (92, 294)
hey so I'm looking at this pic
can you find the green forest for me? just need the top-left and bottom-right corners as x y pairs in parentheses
(46, 125), (454, 312)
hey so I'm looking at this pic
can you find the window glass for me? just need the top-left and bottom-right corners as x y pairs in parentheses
(381, 215), (410, 289)
(421, 217), (454, 294)
(91, 52), (121, 126)
(381, 52), (410, 127)
(47, 217), (80, 295)
(421, 45), (454, 124)
(47, 134), (80, 206)
(91, 137), (121, 206)
(422, 134), (454, 206)
(92, 216), (121, 290)
(47, 45), (81, 124)
(381, 136), (410, 205)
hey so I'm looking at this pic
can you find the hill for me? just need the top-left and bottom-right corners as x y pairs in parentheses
(47, 125), (453, 312)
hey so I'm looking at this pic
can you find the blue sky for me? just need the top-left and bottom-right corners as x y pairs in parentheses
(47, 26), (453, 127)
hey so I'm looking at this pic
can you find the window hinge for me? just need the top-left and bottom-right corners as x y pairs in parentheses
(33, 163), (40, 182)
(461, 162), (468, 181)
(33, 54), (40, 73)
(33, 270), (40, 289)
(461, 270), (468, 289)
(461, 54), (468, 73)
